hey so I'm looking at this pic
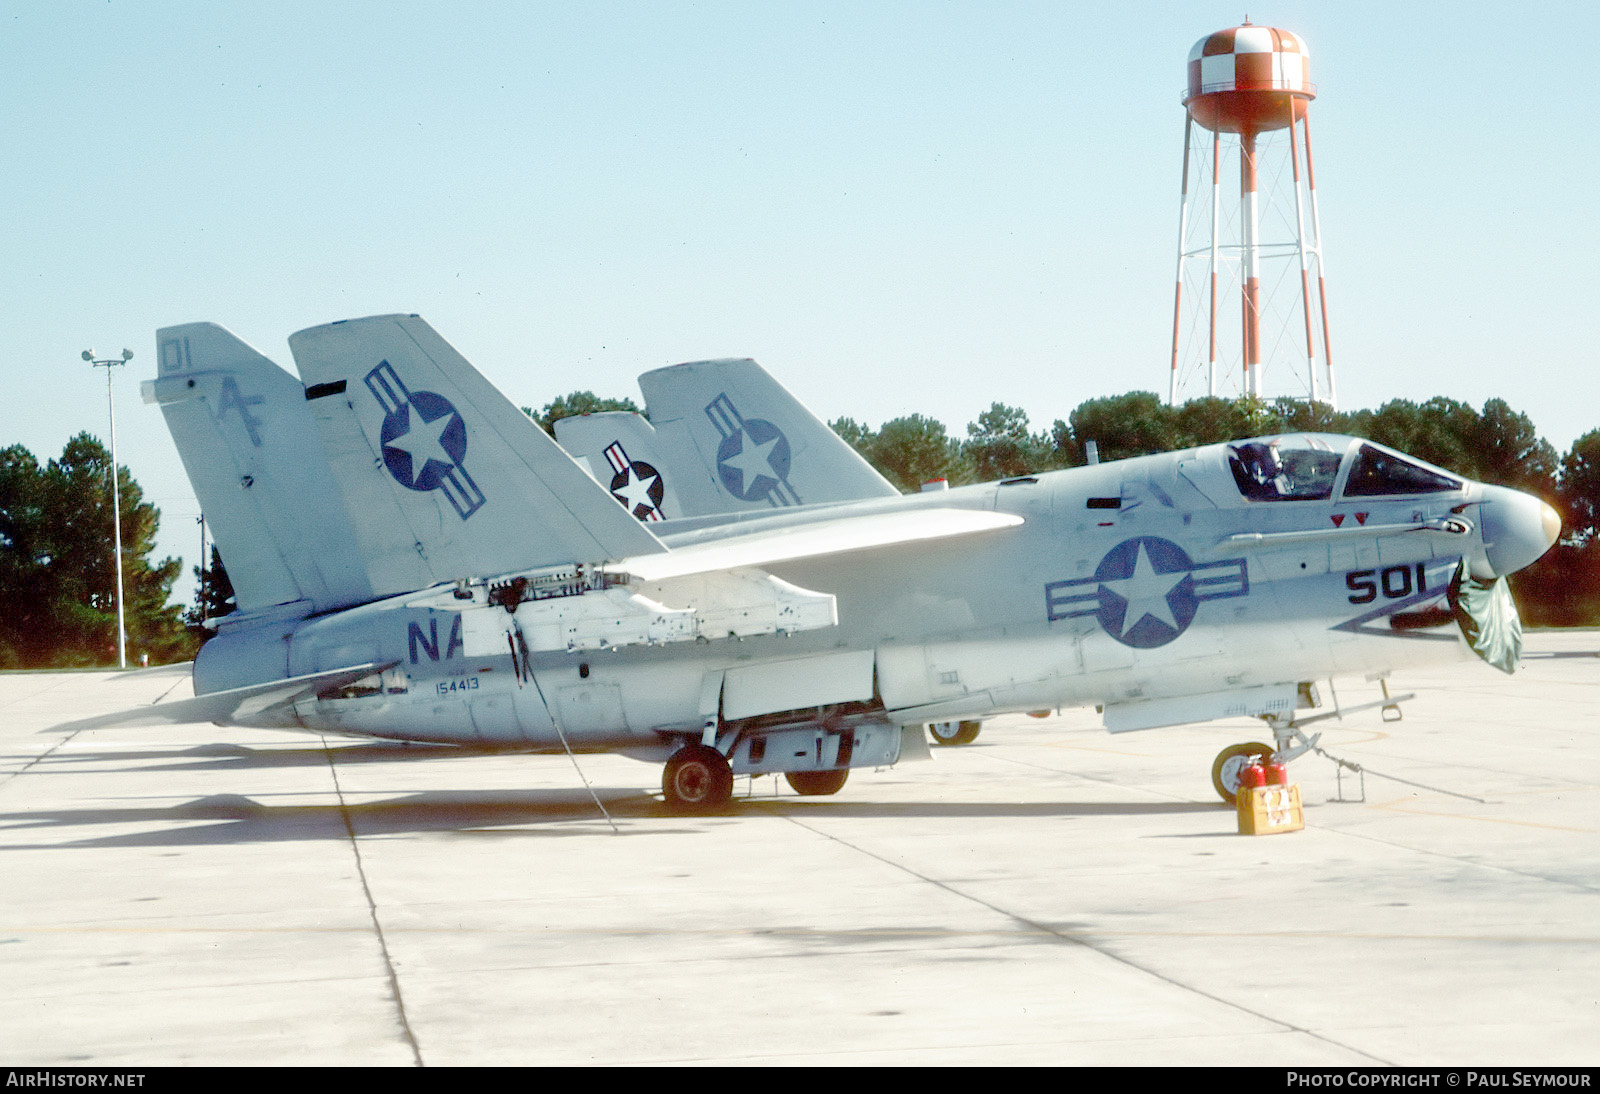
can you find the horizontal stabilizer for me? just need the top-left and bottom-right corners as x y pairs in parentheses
(48, 662), (395, 734)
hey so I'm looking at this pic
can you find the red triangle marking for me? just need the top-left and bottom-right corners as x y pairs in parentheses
(1355, 512), (1368, 525)
(1331, 514), (1345, 527)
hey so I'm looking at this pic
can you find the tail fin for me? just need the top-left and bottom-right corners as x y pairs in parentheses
(553, 411), (680, 522)
(288, 314), (665, 589)
(638, 358), (900, 514)
(144, 324), (375, 615)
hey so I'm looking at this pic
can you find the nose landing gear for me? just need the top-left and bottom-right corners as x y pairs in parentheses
(1210, 686), (1417, 804)
(1211, 741), (1275, 805)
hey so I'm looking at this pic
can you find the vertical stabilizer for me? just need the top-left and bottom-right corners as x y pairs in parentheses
(144, 324), (375, 615)
(289, 315), (665, 589)
(553, 411), (680, 522)
(638, 358), (899, 515)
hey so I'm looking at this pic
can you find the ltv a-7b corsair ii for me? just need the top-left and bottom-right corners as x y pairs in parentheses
(83, 314), (1558, 809)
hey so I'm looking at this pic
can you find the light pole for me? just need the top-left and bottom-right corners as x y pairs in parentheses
(82, 348), (133, 669)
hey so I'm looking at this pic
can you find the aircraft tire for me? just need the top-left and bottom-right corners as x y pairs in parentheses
(1211, 742), (1274, 805)
(928, 720), (981, 747)
(663, 745), (734, 810)
(784, 769), (849, 796)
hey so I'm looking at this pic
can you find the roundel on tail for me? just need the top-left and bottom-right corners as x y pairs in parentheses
(380, 390), (468, 491)
(716, 418), (792, 501)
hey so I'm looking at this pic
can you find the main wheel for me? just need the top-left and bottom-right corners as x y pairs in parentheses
(928, 720), (981, 747)
(1211, 741), (1274, 805)
(662, 745), (734, 810)
(784, 769), (849, 796)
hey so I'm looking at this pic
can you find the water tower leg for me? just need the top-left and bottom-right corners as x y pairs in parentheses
(1303, 112), (1336, 410)
(1241, 130), (1262, 397)
(1209, 129), (1221, 397)
(1170, 114), (1193, 406)
(1288, 105), (1318, 407)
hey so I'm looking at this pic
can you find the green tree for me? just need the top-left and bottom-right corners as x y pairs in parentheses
(0, 445), (51, 667)
(524, 391), (642, 436)
(0, 435), (189, 668)
(827, 416), (874, 457)
(1559, 430), (1600, 545)
(866, 415), (969, 492)
(1472, 398), (1558, 496)
(1060, 392), (1176, 465)
(1173, 396), (1273, 448)
(184, 546), (236, 647)
(964, 403), (1051, 480)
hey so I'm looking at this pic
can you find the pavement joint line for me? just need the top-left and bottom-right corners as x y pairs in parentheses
(0, 729), (81, 792)
(757, 803), (1392, 1066)
(0, 676), (89, 790)
(1293, 819), (1600, 895)
(4, 924), (1594, 944)
(321, 735), (425, 1068)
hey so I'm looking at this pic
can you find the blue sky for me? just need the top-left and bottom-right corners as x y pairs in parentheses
(4, 1), (1597, 603)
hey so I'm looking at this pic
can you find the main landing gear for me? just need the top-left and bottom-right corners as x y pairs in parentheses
(785, 769), (848, 796)
(662, 745), (733, 811)
(659, 745), (853, 810)
(928, 720), (981, 746)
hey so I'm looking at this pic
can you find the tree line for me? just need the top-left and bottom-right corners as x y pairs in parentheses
(0, 435), (190, 668)
(821, 392), (1599, 626)
(536, 388), (1599, 625)
(3, 391), (1595, 669)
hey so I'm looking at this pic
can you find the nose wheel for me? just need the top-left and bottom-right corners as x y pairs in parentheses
(1211, 741), (1275, 805)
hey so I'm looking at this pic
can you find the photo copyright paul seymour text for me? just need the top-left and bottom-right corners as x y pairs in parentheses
(1287, 1076), (1592, 1089)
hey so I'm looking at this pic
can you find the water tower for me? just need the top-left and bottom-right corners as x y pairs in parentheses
(1168, 21), (1335, 408)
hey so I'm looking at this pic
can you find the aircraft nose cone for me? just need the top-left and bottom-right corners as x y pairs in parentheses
(1477, 485), (1560, 577)
(1542, 499), (1562, 549)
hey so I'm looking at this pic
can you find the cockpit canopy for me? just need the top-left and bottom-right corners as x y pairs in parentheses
(1227, 434), (1462, 502)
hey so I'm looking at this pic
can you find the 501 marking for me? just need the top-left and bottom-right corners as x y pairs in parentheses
(1346, 562), (1430, 604)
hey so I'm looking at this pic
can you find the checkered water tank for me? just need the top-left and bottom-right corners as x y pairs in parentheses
(1184, 23), (1314, 134)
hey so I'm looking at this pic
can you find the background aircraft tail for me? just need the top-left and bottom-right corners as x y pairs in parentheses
(143, 323), (375, 616)
(553, 411), (680, 522)
(289, 315), (665, 591)
(638, 358), (900, 515)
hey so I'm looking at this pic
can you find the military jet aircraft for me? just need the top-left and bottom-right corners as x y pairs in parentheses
(78, 314), (1557, 811)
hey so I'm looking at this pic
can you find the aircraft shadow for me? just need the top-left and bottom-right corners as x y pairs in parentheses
(0, 788), (700, 849)
(3, 740), (1225, 850)
(0, 789), (1224, 851)
(22, 740), (471, 773)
